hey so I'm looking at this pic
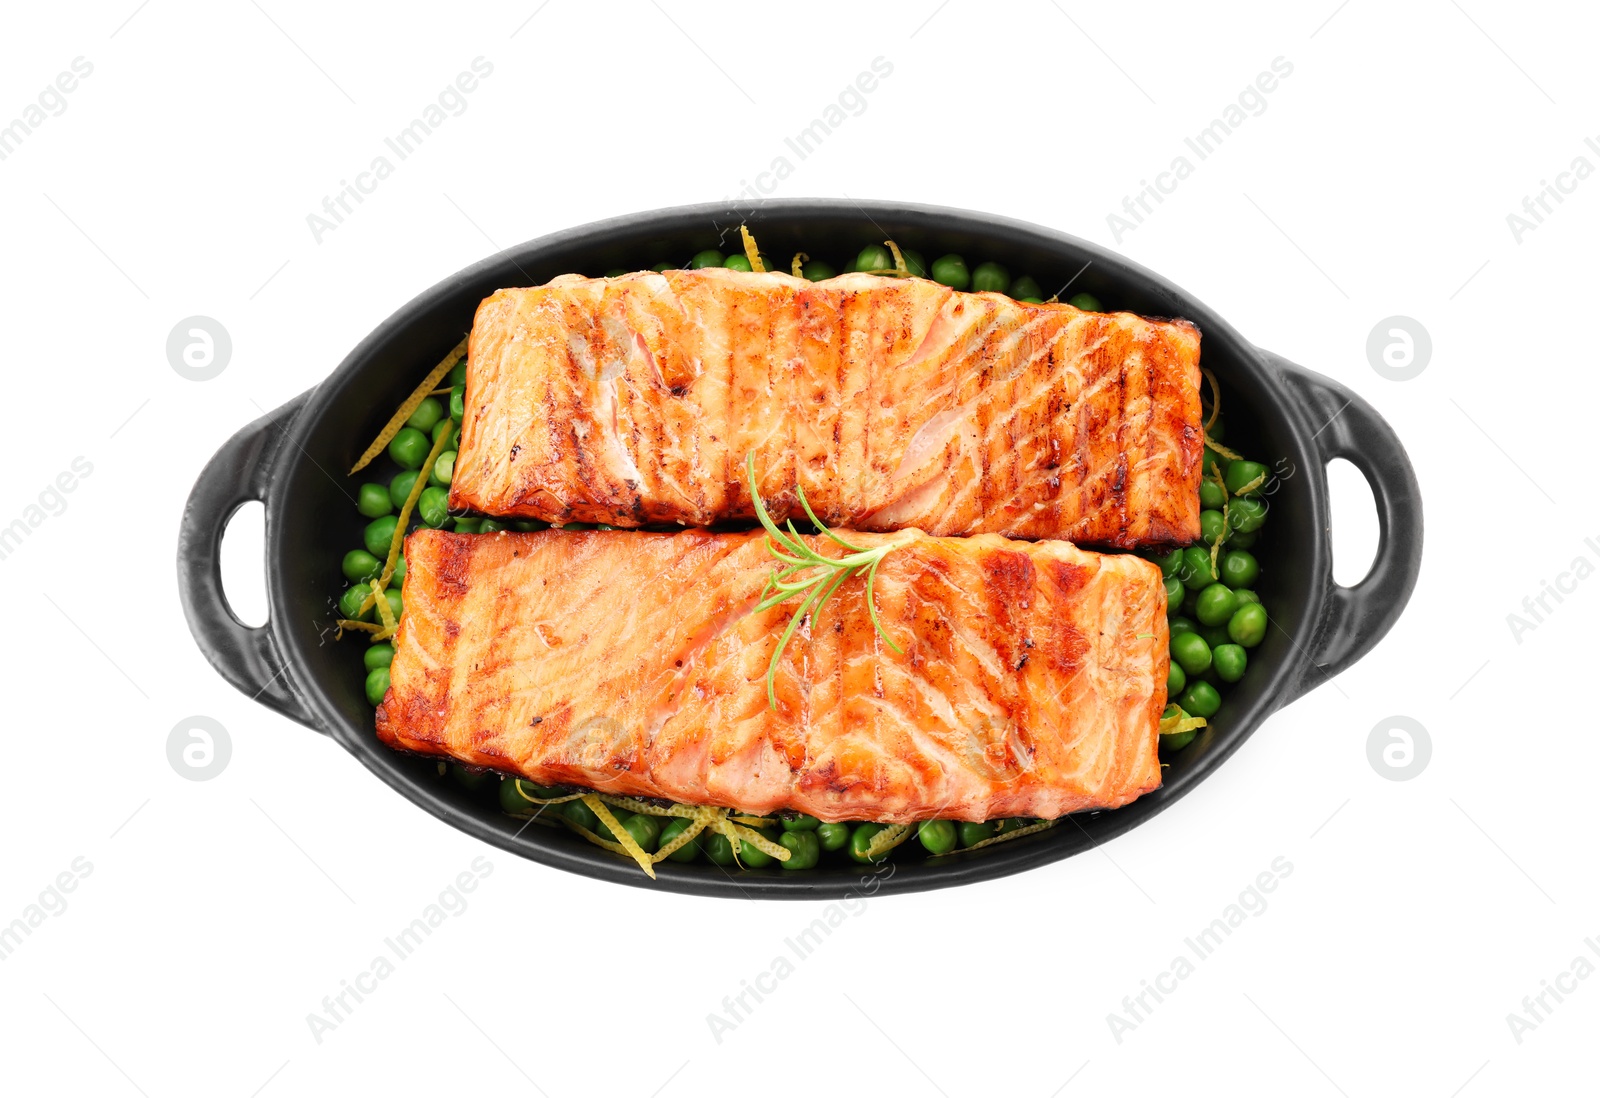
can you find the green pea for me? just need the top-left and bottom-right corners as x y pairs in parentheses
(418, 486), (451, 528)
(357, 483), (393, 518)
(738, 839), (775, 868)
(363, 643), (393, 671)
(1161, 728), (1198, 752)
(363, 516), (398, 558)
(1162, 703), (1184, 720)
(689, 249), (724, 269)
(428, 451), (454, 489)
(1227, 527), (1258, 549)
(406, 397), (443, 434)
(782, 814), (821, 832)
(930, 255), (969, 290)
(1167, 661), (1187, 696)
(651, 262), (672, 272)
(393, 554), (406, 583)
(1218, 550), (1258, 589)
(430, 451), (456, 487)
(1179, 681), (1221, 718)
(447, 356), (468, 385)
(453, 517), (482, 534)
(1213, 643), (1248, 683)
(1207, 417), (1226, 444)
(499, 778), (550, 815)
(451, 764), (496, 795)
(1181, 587), (1201, 617)
(449, 384), (466, 423)
(816, 822), (851, 852)
(1202, 448), (1230, 480)
(1234, 589), (1261, 605)
(338, 583), (373, 621)
(901, 250), (928, 277)
(779, 830), (821, 870)
(851, 244), (891, 272)
(1008, 275), (1043, 300)
(1157, 548), (1185, 578)
(657, 818), (701, 863)
(510, 520), (547, 532)
(1180, 546), (1219, 590)
(970, 262), (1010, 293)
(1228, 603), (1268, 648)
(1195, 583), (1239, 627)
(343, 549), (381, 583)
(1019, 297), (1044, 304)
(383, 587), (403, 621)
(590, 806), (631, 842)
(994, 818), (1030, 836)
(1199, 479), (1226, 511)
(1225, 461), (1269, 496)
(562, 800), (599, 832)
(1169, 616), (1198, 636)
(1171, 631), (1212, 676)
(432, 418), (459, 448)
(801, 259), (837, 281)
(389, 470), (419, 510)
(1199, 624), (1231, 650)
(723, 254), (753, 272)
(848, 822), (888, 863)
(622, 814), (661, 853)
(1163, 575), (1184, 612)
(602, 268), (627, 278)
(917, 820), (958, 855)
(699, 830), (736, 865)
(958, 821), (997, 847)
(479, 519), (505, 534)
(505, 784), (569, 816)
(1067, 292), (1103, 312)
(387, 427), (428, 470)
(364, 667), (390, 706)
(1199, 509), (1227, 544)
(1229, 497), (1267, 533)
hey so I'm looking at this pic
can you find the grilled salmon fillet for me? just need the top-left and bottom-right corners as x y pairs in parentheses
(449, 269), (1202, 547)
(376, 528), (1167, 823)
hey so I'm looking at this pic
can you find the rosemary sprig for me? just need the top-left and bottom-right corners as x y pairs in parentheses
(746, 452), (909, 709)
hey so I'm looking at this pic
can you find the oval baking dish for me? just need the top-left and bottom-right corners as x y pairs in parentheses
(178, 200), (1422, 898)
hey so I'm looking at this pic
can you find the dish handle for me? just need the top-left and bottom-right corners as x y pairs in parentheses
(177, 389), (321, 731)
(1268, 354), (1423, 703)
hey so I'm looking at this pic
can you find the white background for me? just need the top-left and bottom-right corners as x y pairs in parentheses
(2, 2), (1594, 1095)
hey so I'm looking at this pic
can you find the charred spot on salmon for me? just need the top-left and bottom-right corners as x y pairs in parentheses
(1045, 560), (1091, 597)
(983, 550), (1035, 603)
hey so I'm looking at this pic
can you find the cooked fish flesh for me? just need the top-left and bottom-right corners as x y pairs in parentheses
(375, 527), (1167, 823)
(449, 269), (1202, 547)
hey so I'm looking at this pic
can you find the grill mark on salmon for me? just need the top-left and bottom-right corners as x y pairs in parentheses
(451, 269), (1202, 547)
(376, 528), (1167, 823)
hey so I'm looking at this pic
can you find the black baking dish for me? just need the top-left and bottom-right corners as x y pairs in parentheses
(178, 200), (1422, 898)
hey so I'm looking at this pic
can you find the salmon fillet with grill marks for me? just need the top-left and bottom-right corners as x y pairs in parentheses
(375, 528), (1167, 823)
(449, 269), (1203, 547)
